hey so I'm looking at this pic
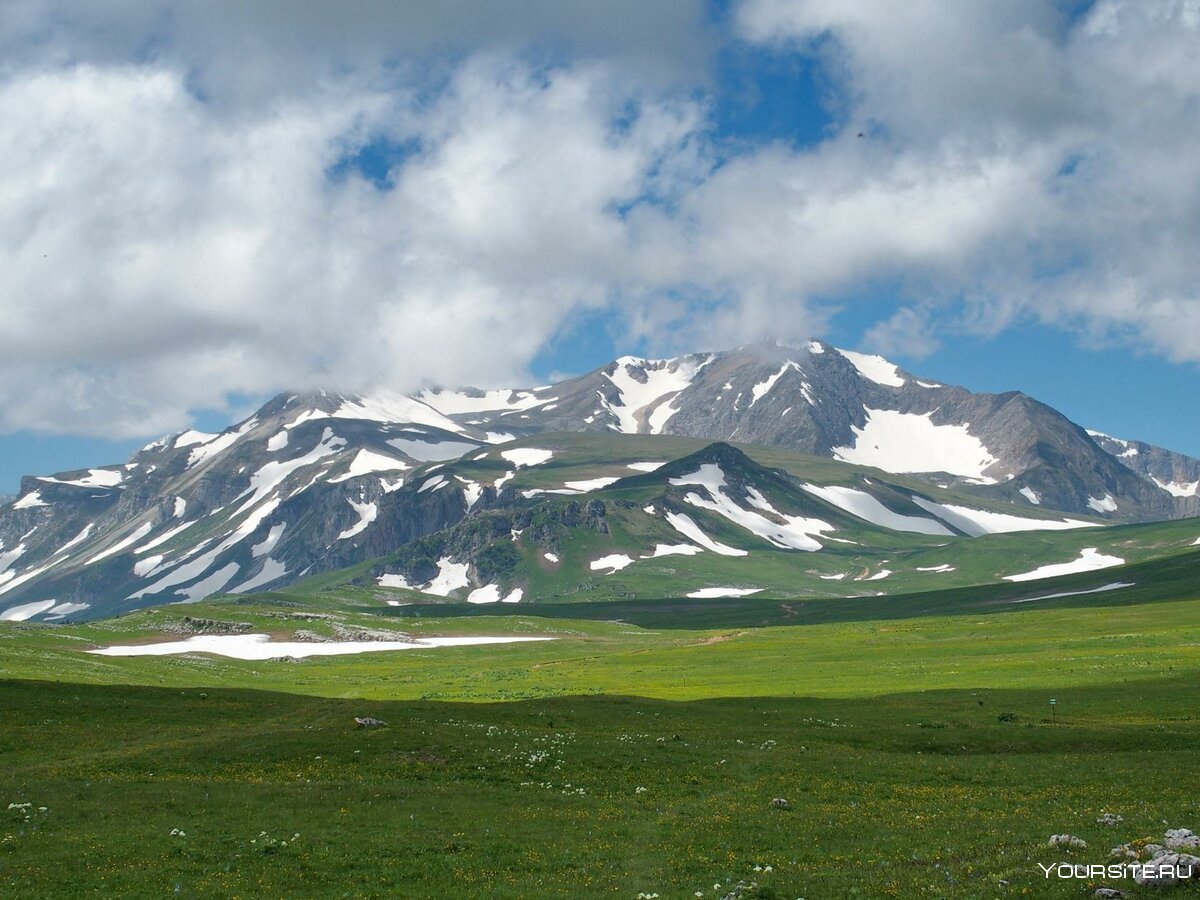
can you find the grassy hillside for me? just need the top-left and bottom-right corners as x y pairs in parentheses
(2, 507), (1197, 896)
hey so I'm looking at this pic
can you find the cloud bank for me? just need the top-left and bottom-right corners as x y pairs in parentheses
(1, 0), (1197, 435)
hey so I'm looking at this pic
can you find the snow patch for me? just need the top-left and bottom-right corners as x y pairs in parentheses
(837, 349), (906, 387)
(467, 584), (502, 604)
(457, 477), (483, 511)
(561, 477), (621, 492)
(424, 558), (470, 597)
(251, 523), (285, 558)
(418, 474), (446, 493)
(686, 587), (762, 598)
(543, 552), (559, 563)
(589, 554), (635, 573)
(626, 461), (667, 473)
(600, 355), (709, 434)
(174, 430), (215, 448)
(133, 555), (164, 577)
(38, 468), (123, 488)
(1003, 548), (1125, 583)
(500, 448), (554, 468)
(833, 409), (998, 482)
(1019, 486), (1041, 505)
(1152, 477), (1199, 498)
(417, 387), (556, 416)
(1088, 493), (1118, 513)
(12, 492), (47, 509)
(88, 633), (553, 660)
(0, 599), (58, 621)
(377, 573), (413, 589)
(44, 601), (90, 618)
(643, 543), (703, 559)
(266, 430), (289, 451)
(332, 390), (466, 434)
(916, 564), (955, 573)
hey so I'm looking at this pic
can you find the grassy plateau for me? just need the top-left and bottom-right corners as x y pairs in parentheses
(2, 548), (1199, 897)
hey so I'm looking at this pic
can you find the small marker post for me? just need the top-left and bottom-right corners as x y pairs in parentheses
(1049, 698), (1056, 724)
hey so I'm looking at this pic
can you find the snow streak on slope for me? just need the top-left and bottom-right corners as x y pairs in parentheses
(600, 356), (709, 434)
(1011, 581), (1134, 603)
(664, 512), (747, 556)
(86, 523), (154, 564)
(1003, 548), (1125, 582)
(910, 497), (1098, 536)
(836, 349), (906, 387)
(749, 362), (803, 406)
(833, 409), (999, 482)
(337, 500), (377, 540)
(800, 483), (953, 536)
(187, 419), (258, 468)
(231, 558), (288, 594)
(669, 465), (834, 551)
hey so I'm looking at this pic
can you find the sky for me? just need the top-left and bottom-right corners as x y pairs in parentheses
(1, 0), (1198, 492)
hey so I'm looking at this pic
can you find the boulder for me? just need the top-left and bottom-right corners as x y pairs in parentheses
(1134, 852), (1199, 887)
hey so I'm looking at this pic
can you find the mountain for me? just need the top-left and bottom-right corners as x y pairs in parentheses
(2, 341), (1198, 621)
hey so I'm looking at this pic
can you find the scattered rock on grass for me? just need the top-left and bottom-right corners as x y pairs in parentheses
(769, 798), (790, 809)
(354, 717), (388, 728)
(1049, 834), (1088, 851)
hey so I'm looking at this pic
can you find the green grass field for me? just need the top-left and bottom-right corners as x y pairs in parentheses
(2, 550), (1199, 897)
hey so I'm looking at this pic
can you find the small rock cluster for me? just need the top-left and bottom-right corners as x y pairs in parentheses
(1048, 834), (1088, 851)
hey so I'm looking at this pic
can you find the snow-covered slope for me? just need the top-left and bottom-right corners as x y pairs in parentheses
(1, 341), (1195, 620)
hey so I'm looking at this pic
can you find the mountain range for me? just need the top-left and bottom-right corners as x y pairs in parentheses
(2, 340), (1198, 622)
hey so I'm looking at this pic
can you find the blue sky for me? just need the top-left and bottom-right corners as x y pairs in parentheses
(0, 0), (1197, 493)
